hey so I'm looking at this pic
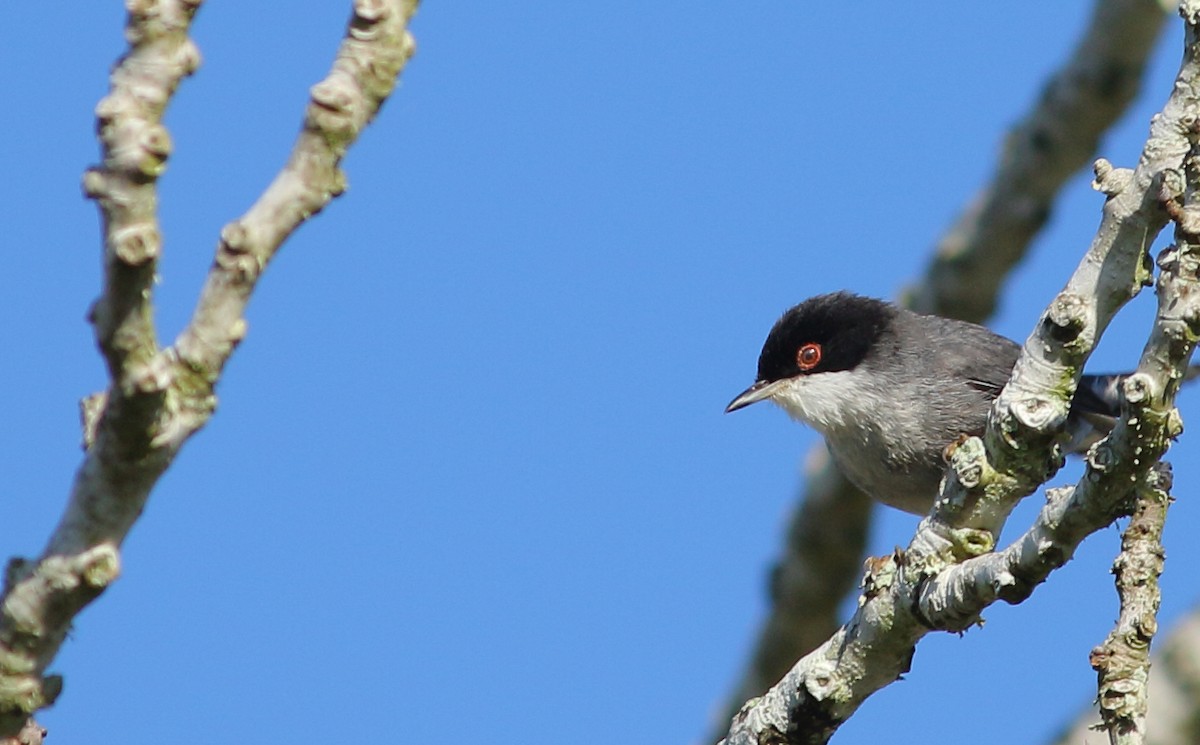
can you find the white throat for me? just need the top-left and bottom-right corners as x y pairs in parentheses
(767, 370), (875, 435)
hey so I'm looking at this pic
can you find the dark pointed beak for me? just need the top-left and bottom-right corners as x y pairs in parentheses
(725, 380), (777, 413)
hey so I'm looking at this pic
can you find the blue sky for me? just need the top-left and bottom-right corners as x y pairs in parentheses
(3, 2), (1198, 743)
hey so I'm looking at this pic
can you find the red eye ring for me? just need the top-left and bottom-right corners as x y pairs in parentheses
(796, 343), (822, 371)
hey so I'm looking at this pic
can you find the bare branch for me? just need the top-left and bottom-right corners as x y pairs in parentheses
(923, 0), (1192, 543)
(714, 451), (872, 728)
(0, 4), (205, 731)
(176, 0), (418, 378)
(718, 2), (1200, 741)
(1086, 128), (1200, 745)
(0, 0), (419, 735)
(915, 230), (1198, 627)
(711, 1), (1172, 736)
(82, 0), (203, 382)
(1091, 477), (1169, 745)
(907, 0), (1171, 323)
(1054, 610), (1200, 745)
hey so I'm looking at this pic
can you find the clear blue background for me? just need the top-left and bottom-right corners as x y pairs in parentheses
(3, 2), (1198, 743)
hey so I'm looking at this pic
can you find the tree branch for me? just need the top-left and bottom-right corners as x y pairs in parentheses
(0, 0), (419, 735)
(714, 450), (873, 729)
(83, 0), (203, 382)
(1087, 128), (1200, 745)
(717, 2), (1200, 741)
(710, 0), (1172, 736)
(175, 0), (417, 378)
(1054, 609), (1200, 745)
(906, 0), (1171, 324)
(1091, 477), (1169, 745)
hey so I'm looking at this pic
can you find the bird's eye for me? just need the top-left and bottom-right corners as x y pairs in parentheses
(796, 343), (822, 371)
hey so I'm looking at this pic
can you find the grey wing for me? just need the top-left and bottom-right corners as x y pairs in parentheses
(931, 314), (1118, 451)
(911, 314), (1021, 437)
(929, 318), (1021, 404)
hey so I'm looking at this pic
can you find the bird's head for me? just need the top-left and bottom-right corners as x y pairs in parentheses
(725, 293), (895, 430)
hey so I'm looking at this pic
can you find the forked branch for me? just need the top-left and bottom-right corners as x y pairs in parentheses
(0, 0), (419, 735)
(719, 2), (1200, 742)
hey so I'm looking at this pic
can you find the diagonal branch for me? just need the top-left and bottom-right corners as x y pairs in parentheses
(916, 227), (1199, 632)
(175, 0), (417, 379)
(718, 2), (1200, 742)
(907, 0), (1171, 324)
(0, 0), (419, 736)
(710, 0), (1173, 736)
(711, 450), (872, 731)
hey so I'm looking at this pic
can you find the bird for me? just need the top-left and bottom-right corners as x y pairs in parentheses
(725, 292), (1131, 515)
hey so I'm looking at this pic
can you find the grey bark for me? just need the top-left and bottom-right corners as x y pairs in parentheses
(711, 0), (1173, 737)
(0, 0), (420, 735)
(716, 1), (1200, 741)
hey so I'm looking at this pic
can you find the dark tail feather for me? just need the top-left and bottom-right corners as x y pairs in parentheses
(1064, 363), (1200, 454)
(1076, 364), (1200, 418)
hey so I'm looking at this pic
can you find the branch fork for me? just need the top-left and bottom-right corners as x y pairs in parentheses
(719, 3), (1200, 742)
(0, 0), (419, 735)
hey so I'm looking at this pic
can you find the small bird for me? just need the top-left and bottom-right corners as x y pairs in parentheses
(726, 292), (1127, 515)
